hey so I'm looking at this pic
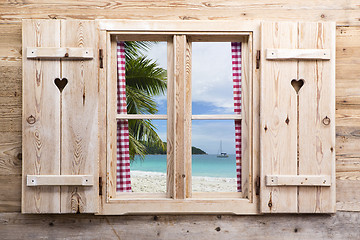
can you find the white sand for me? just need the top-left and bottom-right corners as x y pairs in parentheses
(130, 171), (237, 193)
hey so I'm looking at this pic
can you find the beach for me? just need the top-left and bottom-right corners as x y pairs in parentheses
(131, 171), (237, 193)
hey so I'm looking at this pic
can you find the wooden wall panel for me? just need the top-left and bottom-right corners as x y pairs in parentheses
(335, 26), (360, 211)
(0, 0), (359, 216)
(1, 212), (360, 240)
(0, 0), (359, 24)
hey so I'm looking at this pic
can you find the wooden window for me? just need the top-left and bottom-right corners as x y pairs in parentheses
(101, 29), (256, 214)
(22, 20), (335, 214)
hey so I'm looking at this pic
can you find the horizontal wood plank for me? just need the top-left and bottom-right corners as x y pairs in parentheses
(265, 175), (331, 186)
(0, 175), (21, 212)
(27, 175), (94, 186)
(192, 114), (242, 120)
(0, 132), (21, 175)
(26, 47), (93, 59)
(266, 49), (330, 60)
(1, 212), (360, 240)
(116, 114), (167, 120)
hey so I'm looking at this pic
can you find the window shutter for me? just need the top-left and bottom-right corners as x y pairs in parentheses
(260, 22), (335, 213)
(22, 20), (99, 213)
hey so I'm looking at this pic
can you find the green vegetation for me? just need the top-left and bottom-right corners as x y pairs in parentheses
(192, 146), (207, 155)
(143, 142), (207, 155)
(124, 41), (167, 160)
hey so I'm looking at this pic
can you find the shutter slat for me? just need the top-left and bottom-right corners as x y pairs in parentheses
(27, 47), (93, 59)
(61, 20), (99, 213)
(27, 175), (94, 186)
(297, 22), (336, 213)
(265, 175), (331, 187)
(266, 49), (330, 60)
(22, 20), (61, 214)
(260, 22), (298, 213)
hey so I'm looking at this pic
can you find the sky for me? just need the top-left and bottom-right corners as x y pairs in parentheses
(142, 41), (236, 154)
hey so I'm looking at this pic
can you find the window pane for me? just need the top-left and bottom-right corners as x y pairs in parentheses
(128, 119), (167, 193)
(115, 40), (168, 193)
(123, 41), (167, 115)
(191, 120), (238, 192)
(192, 42), (234, 115)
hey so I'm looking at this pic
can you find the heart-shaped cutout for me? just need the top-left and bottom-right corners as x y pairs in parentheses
(54, 78), (68, 92)
(291, 79), (304, 94)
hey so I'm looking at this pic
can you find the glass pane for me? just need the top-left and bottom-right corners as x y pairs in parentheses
(128, 119), (167, 193)
(191, 120), (238, 192)
(115, 40), (168, 193)
(123, 41), (167, 115)
(192, 42), (234, 115)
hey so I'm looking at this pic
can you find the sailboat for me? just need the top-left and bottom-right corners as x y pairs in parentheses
(217, 140), (229, 158)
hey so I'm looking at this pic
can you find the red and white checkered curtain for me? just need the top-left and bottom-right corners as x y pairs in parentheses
(116, 41), (132, 192)
(231, 42), (242, 192)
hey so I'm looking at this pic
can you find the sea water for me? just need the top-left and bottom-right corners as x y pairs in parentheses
(130, 154), (237, 178)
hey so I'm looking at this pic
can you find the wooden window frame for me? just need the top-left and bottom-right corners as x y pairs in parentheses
(97, 20), (261, 215)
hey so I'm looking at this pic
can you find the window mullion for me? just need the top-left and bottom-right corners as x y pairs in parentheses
(171, 35), (188, 200)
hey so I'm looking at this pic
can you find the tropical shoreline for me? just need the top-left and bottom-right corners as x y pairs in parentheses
(130, 170), (237, 193)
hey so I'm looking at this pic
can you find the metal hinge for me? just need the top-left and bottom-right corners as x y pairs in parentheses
(99, 177), (103, 195)
(99, 49), (103, 69)
(256, 50), (260, 69)
(255, 176), (260, 195)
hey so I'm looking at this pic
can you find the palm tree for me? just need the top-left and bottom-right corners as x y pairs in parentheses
(124, 42), (167, 160)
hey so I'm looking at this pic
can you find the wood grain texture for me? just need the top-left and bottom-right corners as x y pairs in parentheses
(27, 175), (94, 186)
(174, 35), (186, 200)
(0, 0), (359, 25)
(266, 175), (331, 186)
(266, 48), (330, 60)
(166, 37), (175, 198)
(0, 23), (21, 66)
(98, 28), (107, 213)
(107, 37), (118, 199)
(116, 114), (167, 119)
(261, 22), (336, 213)
(0, 175), (21, 212)
(336, 172), (360, 211)
(185, 38), (192, 197)
(0, 132), (21, 175)
(298, 22), (336, 213)
(191, 114), (242, 120)
(260, 22), (298, 213)
(22, 19), (61, 213)
(240, 37), (252, 199)
(60, 20), (99, 213)
(0, 0), (359, 218)
(1, 212), (360, 240)
(26, 47), (93, 59)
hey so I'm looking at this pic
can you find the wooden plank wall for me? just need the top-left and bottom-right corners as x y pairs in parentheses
(0, 212), (360, 239)
(0, 0), (360, 238)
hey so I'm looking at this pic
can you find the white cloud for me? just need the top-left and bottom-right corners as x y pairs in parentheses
(192, 42), (234, 114)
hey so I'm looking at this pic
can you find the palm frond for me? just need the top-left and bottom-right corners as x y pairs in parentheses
(123, 41), (167, 160)
(126, 56), (167, 96)
(124, 41), (155, 61)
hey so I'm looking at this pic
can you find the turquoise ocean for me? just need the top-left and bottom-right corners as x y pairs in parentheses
(130, 154), (236, 178)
